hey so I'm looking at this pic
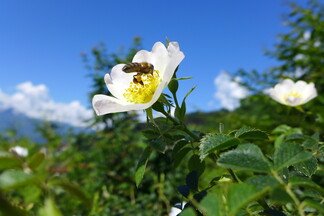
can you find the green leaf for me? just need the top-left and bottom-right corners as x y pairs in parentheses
(245, 175), (279, 191)
(199, 193), (223, 216)
(302, 135), (318, 150)
(269, 188), (292, 204)
(179, 207), (196, 216)
(20, 185), (42, 203)
(28, 151), (45, 170)
(273, 143), (313, 171)
(234, 126), (268, 140)
(272, 125), (302, 135)
(173, 147), (191, 167)
(302, 199), (324, 214)
(0, 193), (27, 216)
(272, 125), (292, 134)
(274, 134), (285, 149)
(227, 183), (268, 216)
(149, 138), (167, 153)
(293, 156), (317, 177)
(172, 139), (188, 157)
(135, 147), (152, 187)
(49, 180), (91, 207)
(0, 157), (22, 170)
(173, 76), (192, 81)
(142, 129), (159, 139)
(0, 150), (12, 157)
(38, 198), (63, 216)
(0, 170), (35, 190)
(199, 134), (240, 160)
(289, 176), (324, 195)
(186, 171), (199, 192)
(176, 86), (196, 122)
(188, 154), (205, 176)
(152, 101), (165, 113)
(217, 144), (270, 173)
(168, 79), (179, 94)
(175, 104), (186, 122)
(183, 86), (196, 102)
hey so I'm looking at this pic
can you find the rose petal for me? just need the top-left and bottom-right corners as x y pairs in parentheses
(132, 50), (153, 63)
(162, 43), (185, 84)
(105, 64), (133, 100)
(93, 94), (151, 115)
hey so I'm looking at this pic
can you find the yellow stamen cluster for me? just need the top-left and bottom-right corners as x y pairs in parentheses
(284, 91), (302, 104)
(123, 71), (161, 104)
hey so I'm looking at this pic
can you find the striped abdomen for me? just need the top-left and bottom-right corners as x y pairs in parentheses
(122, 62), (154, 74)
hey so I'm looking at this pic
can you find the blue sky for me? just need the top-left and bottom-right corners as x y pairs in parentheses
(0, 0), (309, 116)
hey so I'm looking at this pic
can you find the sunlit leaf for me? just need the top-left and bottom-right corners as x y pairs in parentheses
(0, 170), (35, 190)
(0, 157), (22, 170)
(135, 147), (152, 187)
(217, 144), (271, 173)
(38, 198), (63, 216)
(199, 133), (240, 160)
(234, 126), (268, 140)
(28, 151), (45, 170)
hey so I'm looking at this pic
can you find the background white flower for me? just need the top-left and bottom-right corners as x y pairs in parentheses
(92, 42), (184, 115)
(169, 202), (186, 216)
(10, 146), (28, 157)
(169, 207), (182, 216)
(268, 79), (317, 106)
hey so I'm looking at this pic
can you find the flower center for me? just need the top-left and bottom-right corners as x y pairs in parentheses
(284, 91), (302, 105)
(123, 70), (161, 104)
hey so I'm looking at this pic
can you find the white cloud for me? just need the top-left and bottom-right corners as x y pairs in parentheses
(303, 31), (311, 41)
(314, 40), (321, 47)
(213, 71), (249, 111)
(294, 67), (307, 78)
(0, 81), (93, 127)
(294, 54), (306, 61)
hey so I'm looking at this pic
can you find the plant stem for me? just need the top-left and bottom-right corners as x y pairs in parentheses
(161, 110), (200, 141)
(172, 92), (180, 108)
(228, 168), (240, 183)
(272, 170), (305, 216)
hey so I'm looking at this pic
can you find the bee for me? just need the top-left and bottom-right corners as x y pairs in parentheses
(122, 62), (154, 85)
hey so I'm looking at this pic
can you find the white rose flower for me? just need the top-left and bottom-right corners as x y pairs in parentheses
(92, 42), (185, 115)
(268, 79), (317, 106)
(10, 146), (28, 157)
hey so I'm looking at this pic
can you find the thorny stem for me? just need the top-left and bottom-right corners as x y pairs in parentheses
(272, 170), (305, 216)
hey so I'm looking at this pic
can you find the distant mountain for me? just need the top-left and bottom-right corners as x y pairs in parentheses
(0, 108), (87, 142)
